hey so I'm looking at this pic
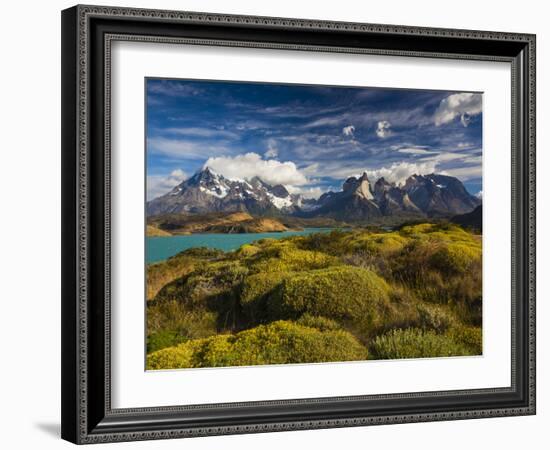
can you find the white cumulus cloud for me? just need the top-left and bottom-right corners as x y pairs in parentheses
(287, 185), (326, 199)
(365, 161), (438, 185)
(264, 148), (278, 158)
(204, 152), (308, 186)
(342, 125), (355, 136)
(434, 93), (482, 127)
(439, 165), (482, 180)
(147, 169), (187, 200)
(376, 121), (392, 138)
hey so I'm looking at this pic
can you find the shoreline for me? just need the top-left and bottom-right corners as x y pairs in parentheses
(146, 227), (338, 264)
(147, 226), (338, 238)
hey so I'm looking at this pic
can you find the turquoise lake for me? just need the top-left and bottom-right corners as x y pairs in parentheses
(146, 228), (334, 264)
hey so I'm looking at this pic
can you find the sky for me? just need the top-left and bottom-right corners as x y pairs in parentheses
(146, 78), (483, 200)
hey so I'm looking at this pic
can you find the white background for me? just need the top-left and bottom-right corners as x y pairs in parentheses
(0, 0), (546, 449)
(112, 42), (511, 408)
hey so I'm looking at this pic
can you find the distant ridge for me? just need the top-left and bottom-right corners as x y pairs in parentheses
(451, 205), (482, 232)
(147, 167), (481, 221)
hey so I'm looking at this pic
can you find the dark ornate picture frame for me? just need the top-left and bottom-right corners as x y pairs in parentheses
(61, 4), (536, 444)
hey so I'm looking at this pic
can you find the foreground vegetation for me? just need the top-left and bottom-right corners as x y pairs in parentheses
(146, 222), (482, 369)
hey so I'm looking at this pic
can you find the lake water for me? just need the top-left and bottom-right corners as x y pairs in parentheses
(146, 228), (334, 264)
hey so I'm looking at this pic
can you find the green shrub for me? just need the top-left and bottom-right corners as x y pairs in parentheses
(416, 303), (456, 333)
(155, 261), (248, 306)
(389, 239), (441, 284)
(382, 285), (422, 330)
(254, 237), (279, 246)
(399, 223), (436, 236)
(147, 300), (219, 340)
(339, 251), (376, 270)
(430, 242), (481, 275)
(446, 325), (482, 354)
(239, 271), (290, 324)
(249, 247), (339, 273)
(146, 256), (196, 301)
(388, 236), (481, 314)
(296, 314), (342, 331)
(370, 328), (472, 359)
(269, 266), (391, 337)
(149, 261), (249, 341)
(147, 329), (188, 353)
(349, 233), (408, 255)
(399, 223), (472, 242)
(296, 230), (409, 258)
(295, 229), (353, 255)
(147, 321), (368, 369)
(147, 340), (198, 369)
(174, 247), (224, 259)
(236, 243), (261, 257)
(393, 224), (481, 281)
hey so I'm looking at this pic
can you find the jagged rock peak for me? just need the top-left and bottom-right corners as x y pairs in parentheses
(342, 172), (374, 200)
(374, 177), (393, 191)
(188, 165), (220, 184)
(148, 166), (481, 220)
(375, 176), (392, 185)
(342, 176), (358, 192)
(271, 184), (290, 198)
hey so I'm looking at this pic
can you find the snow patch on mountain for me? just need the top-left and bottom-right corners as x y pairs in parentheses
(199, 185), (228, 199)
(147, 166), (480, 219)
(266, 192), (293, 209)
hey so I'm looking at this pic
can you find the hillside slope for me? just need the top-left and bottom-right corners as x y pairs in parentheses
(148, 212), (291, 234)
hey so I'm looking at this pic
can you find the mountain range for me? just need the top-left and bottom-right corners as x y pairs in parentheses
(146, 167), (481, 221)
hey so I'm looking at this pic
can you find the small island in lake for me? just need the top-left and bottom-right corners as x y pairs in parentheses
(146, 225), (172, 237)
(147, 212), (295, 236)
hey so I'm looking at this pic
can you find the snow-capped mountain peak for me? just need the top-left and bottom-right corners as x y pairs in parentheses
(147, 168), (302, 216)
(147, 167), (480, 220)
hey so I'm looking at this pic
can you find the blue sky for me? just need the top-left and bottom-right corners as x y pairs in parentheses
(146, 78), (482, 200)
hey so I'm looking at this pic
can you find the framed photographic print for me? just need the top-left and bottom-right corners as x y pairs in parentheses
(61, 5), (536, 444)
